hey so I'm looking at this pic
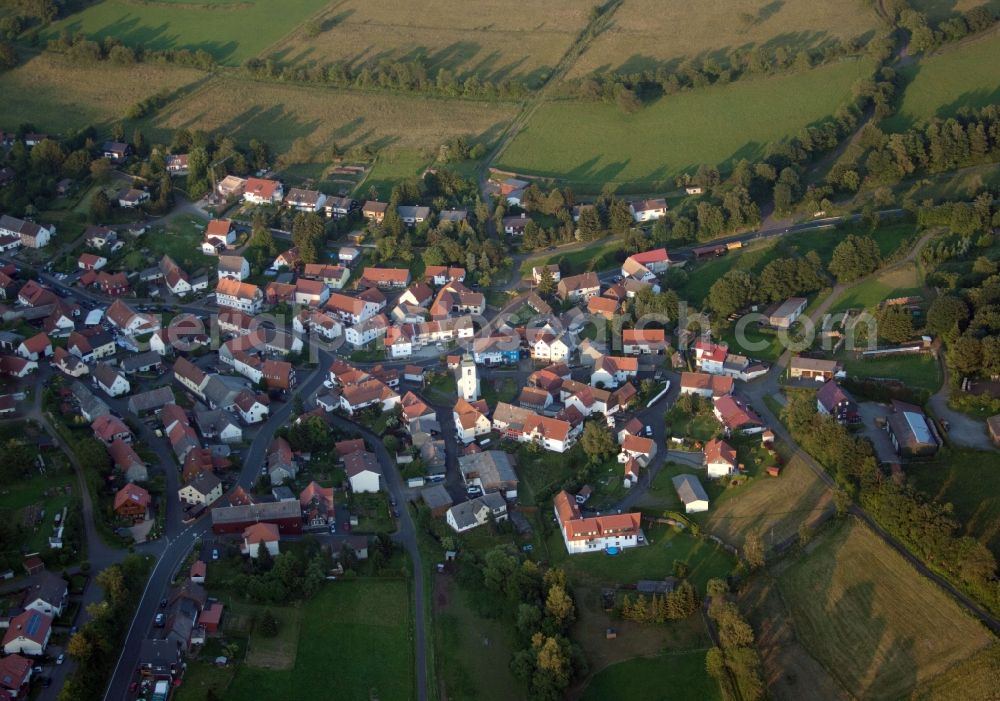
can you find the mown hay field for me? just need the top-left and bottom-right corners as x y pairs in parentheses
(704, 454), (833, 551)
(0, 53), (205, 133)
(566, 0), (881, 79)
(269, 0), (593, 89)
(47, 0), (330, 65)
(149, 76), (517, 157)
(496, 58), (873, 188)
(748, 519), (995, 700)
(883, 29), (1000, 131)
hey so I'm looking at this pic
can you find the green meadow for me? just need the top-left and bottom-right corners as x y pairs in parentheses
(496, 58), (873, 189)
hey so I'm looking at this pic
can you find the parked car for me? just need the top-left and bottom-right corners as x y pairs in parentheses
(211, 548), (220, 561)
(154, 613), (165, 628)
(56, 654), (65, 665)
(466, 486), (482, 496)
(160, 598), (167, 608)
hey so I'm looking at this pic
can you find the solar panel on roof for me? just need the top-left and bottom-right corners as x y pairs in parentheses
(25, 613), (41, 637)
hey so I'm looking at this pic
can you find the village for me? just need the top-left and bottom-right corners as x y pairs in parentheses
(0, 124), (996, 701)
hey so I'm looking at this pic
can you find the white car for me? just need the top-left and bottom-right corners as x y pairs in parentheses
(56, 654), (65, 665)
(323, 379), (335, 389)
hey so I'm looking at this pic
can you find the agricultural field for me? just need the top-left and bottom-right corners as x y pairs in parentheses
(581, 651), (721, 701)
(567, 0), (880, 79)
(149, 76), (516, 160)
(828, 262), (924, 312)
(883, 29), (1000, 132)
(223, 580), (415, 700)
(47, 0), (331, 66)
(0, 53), (205, 135)
(745, 519), (996, 700)
(496, 58), (873, 189)
(909, 448), (1000, 557)
(269, 0), (593, 89)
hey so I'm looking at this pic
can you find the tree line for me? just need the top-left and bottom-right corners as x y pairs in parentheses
(60, 554), (152, 701)
(829, 105), (1000, 194)
(565, 30), (892, 113)
(241, 55), (533, 102)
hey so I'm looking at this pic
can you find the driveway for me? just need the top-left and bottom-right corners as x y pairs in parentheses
(929, 363), (993, 450)
(856, 402), (900, 464)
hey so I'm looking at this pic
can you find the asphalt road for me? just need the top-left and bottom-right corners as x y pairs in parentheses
(103, 353), (331, 700)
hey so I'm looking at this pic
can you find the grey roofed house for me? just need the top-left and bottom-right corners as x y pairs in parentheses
(421, 484), (453, 513)
(195, 409), (241, 441)
(408, 415), (440, 436)
(672, 473), (709, 510)
(92, 363), (126, 394)
(138, 639), (181, 676)
(120, 350), (162, 374)
(204, 374), (250, 410)
(71, 381), (110, 421)
(458, 450), (518, 494)
(20, 570), (67, 612)
(397, 205), (431, 221)
(210, 500), (301, 527)
(446, 499), (486, 531)
(165, 596), (200, 650)
(271, 486), (296, 502)
(0, 331), (24, 350)
(438, 209), (468, 223)
(418, 437), (447, 471)
(127, 386), (175, 414)
(637, 577), (677, 594)
(139, 266), (163, 281)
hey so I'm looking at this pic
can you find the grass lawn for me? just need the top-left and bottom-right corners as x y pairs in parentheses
(581, 650), (721, 701)
(518, 237), (625, 277)
(567, 0), (879, 80)
(481, 377), (518, 407)
(719, 323), (786, 362)
(665, 406), (721, 442)
(829, 262), (924, 312)
(0, 452), (77, 554)
(909, 448), (1000, 558)
(150, 76), (516, 160)
(225, 580), (414, 701)
(515, 444), (580, 506)
(0, 53), (205, 135)
(841, 352), (942, 393)
(883, 29), (1000, 132)
(551, 522), (735, 592)
(48, 0), (331, 66)
(497, 58), (873, 189)
(357, 150), (432, 199)
(432, 574), (524, 701)
(174, 660), (236, 701)
(759, 519), (995, 700)
(115, 216), (213, 276)
(424, 372), (457, 403)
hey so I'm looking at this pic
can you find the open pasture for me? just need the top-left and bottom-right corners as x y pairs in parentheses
(752, 519), (996, 700)
(703, 454), (833, 551)
(496, 58), (873, 189)
(268, 0), (593, 89)
(883, 29), (1000, 132)
(0, 53), (204, 134)
(47, 0), (330, 66)
(568, 0), (880, 79)
(150, 76), (516, 159)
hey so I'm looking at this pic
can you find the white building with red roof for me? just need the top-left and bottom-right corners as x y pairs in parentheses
(553, 490), (642, 555)
(242, 178), (284, 205)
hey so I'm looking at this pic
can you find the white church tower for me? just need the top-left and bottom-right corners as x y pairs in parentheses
(457, 353), (480, 402)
